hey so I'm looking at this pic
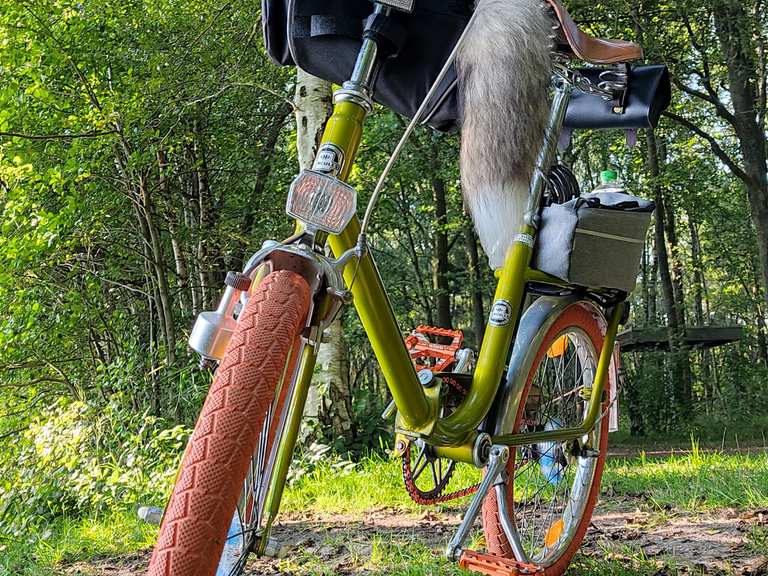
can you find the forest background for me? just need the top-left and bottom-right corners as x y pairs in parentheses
(0, 0), (766, 551)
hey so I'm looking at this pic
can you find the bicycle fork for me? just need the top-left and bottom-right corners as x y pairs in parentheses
(189, 238), (353, 555)
(257, 343), (318, 555)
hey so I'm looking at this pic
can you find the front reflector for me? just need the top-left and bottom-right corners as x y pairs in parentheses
(286, 170), (357, 235)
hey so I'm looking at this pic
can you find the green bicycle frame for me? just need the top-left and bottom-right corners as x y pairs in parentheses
(311, 70), (619, 459)
(252, 11), (625, 556)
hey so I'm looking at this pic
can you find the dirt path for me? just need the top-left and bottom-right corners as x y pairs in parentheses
(241, 500), (767, 575)
(584, 499), (768, 573)
(61, 498), (767, 575)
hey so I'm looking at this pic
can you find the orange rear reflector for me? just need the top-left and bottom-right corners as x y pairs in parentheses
(544, 519), (565, 548)
(547, 335), (569, 358)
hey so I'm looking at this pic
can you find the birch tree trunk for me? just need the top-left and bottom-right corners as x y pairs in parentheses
(294, 69), (354, 442)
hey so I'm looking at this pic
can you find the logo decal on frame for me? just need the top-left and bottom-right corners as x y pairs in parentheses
(313, 143), (345, 176)
(489, 300), (513, 327)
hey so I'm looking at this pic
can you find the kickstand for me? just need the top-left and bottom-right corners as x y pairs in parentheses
(445, 445), (509, 562)
(446, 445), (538, 576)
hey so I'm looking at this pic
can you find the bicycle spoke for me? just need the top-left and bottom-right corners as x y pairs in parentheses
(510, 327), (604, 567)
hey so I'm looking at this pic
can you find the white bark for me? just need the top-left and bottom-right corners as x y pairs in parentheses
(294, 69), (353, 440)
(295, 68), (332, 170)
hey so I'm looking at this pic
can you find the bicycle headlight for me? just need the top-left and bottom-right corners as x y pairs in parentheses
(286, 170), (357, 235)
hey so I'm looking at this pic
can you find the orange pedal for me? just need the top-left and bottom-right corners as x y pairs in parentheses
(405, 325), (464, 373)
(459, 550), (543, 576)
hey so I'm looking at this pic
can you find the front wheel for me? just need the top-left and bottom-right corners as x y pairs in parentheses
(482, 302), (612, 575)
(147, 270), (311, 576)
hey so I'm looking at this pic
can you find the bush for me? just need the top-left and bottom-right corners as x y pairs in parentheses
(0, 398), (189, 539)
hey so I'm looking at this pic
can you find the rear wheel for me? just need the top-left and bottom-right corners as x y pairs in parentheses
(147, 270), (311, 576)
(482, 302), (612, 575)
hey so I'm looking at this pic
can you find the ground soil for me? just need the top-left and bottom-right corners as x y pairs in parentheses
(61, 498), (768, 575)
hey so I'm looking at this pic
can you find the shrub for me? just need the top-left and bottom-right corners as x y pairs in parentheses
(0, 398), (189, 539)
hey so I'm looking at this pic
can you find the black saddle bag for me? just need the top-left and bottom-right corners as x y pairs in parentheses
(263, 0), (471, 132)
(563, 65), (671, 131)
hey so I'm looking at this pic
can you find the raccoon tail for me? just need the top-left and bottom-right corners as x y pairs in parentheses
(458, 0), (554, 269)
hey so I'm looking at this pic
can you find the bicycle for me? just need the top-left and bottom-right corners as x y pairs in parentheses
(146, 1), (666, 574)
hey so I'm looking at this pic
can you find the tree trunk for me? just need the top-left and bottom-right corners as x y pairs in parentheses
(431, 139), (452, 330)
(294, 69), (353, 441)
(463, 214), (485, 347)
(647, 130), (692, 422)
(687, 210), (715, 410)
(752, 267), (768, 367)
(713, 2), (768, 313)
(159, 150), (191, 318)
(112, 142), (176, 367)
(317, 319), (355, 443)
(295, 69), (333, 167)
(688, 215), (706, 326)
(649, 244), (658, 325)
(673, 0), (768, 312)
(192, 126), (217, 310)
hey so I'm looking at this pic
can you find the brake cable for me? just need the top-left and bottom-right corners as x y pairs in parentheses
(342, 7), (482, 292)
(357, 6), (482, 239)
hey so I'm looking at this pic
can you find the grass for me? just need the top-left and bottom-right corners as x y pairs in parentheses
(283, 448), (768, 514)
(746, 525), (768, 554)
(3, 448), (767, 575)
(603, 445), (768, 510)
(568, 555), (703, 576)
(271, 538), (468, 576)
(0, 511), (156, 576)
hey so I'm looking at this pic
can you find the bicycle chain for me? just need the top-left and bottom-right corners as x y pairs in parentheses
(402, 376), (481, 505)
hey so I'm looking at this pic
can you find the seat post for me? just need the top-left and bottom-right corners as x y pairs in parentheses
(524, 80), (573, 229)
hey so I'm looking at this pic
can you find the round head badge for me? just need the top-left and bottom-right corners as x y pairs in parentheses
(489, 300), (513, 327)
(312, 143), (345, 176)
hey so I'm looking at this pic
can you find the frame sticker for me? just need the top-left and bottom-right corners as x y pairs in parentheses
(313, 143), (345, 176)
(514, 233), (534, 247)
(489, 300), (513, 327)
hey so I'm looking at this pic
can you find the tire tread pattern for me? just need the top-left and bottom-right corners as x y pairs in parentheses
(147, 270), (311, 576)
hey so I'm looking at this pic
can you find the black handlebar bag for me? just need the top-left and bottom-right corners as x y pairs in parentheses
(262, 1), (671, 133)
(262, 0), (472, 132)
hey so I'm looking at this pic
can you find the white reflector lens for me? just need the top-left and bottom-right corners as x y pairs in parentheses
(286, 170), (357, 234)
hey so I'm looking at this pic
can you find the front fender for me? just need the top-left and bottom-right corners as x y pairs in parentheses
(243, 240), (346, 333)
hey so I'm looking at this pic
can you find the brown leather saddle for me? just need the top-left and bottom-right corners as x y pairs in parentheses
(546, 0), (643, 64)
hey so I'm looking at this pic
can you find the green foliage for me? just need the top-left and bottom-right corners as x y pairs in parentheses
(0, 511), (156, 576)
(0, 399), (188, 538)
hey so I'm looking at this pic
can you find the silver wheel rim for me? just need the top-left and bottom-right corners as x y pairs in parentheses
(513, 327), (602, 567)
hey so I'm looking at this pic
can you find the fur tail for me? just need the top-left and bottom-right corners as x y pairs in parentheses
(458, 0), (554, 269)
